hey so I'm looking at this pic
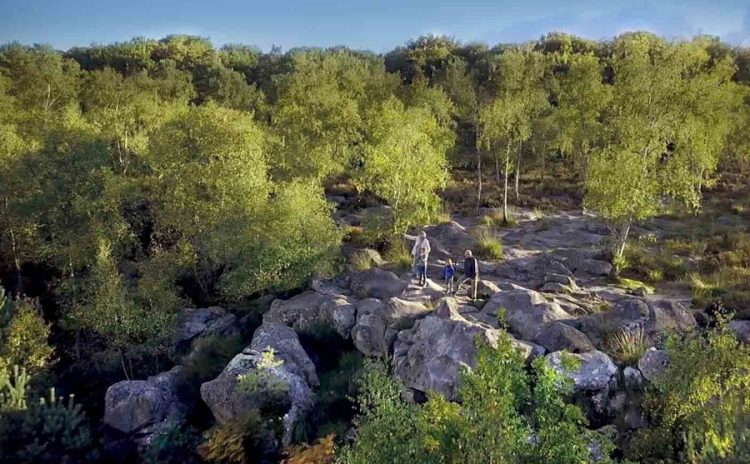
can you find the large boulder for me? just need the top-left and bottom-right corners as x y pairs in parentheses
(350, 268), (408, 300)
(175, 307), (240, 351)
(546, 350), (618, 393)
(638, 348), (668, 383)
(482, 287), (573, 340)
(351, 297), (431, 357)
(422, 221), (478, 261)
(200, 324), (316, 446)
(393, 298), (536, 400)
(644, 300), (696, 335)
(264, 291), (357, 339)
(534, 322), (594, 354)
(729, 320), (750, 344)
(104, 366), (186, 446)
(553, 249), (613, 277)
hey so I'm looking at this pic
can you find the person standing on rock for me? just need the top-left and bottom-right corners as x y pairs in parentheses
(458, 250), (479, 300)
(442, 258), (456, 294)
(404, 231), (431, 279)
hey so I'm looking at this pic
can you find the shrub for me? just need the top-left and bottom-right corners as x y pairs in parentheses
(0, 388), (98, 463)
(282, 434), (336, 464)
(383, 240), (412, 271)
(626, 320), (750, 463)
(339, 333), (615, 464)
(471, 226), (503, 260)
(237, 349), (291, 416)
(143, 426), (203, 464)
(182, 334), (244, 384)
(606, 326), (648, 365)
(198, 411), (265, 464)
(0, 297), (54, 377)
(349, 250), (373, 271)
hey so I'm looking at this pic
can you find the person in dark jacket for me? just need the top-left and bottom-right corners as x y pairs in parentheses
(458, 250), (479, 300)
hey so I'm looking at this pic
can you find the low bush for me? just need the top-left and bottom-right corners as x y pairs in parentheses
(282, 434), (336, 464)
(143, 426), (203, 464)
(471, 226), (504, 260)
(198, 411), (266, 464)
(182, 334), (244, 384)
(606, 326), (648, 365)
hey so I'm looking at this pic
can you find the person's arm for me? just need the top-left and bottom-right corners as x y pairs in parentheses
(403, 233), (417, 241)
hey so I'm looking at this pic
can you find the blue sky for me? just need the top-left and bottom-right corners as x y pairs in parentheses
(1, 0), (748, 51)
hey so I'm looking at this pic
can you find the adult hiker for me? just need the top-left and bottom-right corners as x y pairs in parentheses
(404, 231), (431, 279)
(458, 249), (479, 300)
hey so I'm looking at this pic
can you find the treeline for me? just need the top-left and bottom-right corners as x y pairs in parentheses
(0, 32), (749, 395)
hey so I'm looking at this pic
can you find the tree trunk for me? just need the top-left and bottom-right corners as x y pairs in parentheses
(476, 151), (483, 213)
(10, 228), (22, 294)
(503, 151), (510, 225)
(611, 221), (632, 276)
(495, 155), (500, 185)
(514, 146), (521, 201)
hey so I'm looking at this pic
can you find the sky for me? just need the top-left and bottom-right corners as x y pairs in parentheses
(1, 0), (749, 52)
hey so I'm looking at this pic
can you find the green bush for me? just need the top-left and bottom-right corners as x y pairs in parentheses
(182, 334), (244, 384)
(471, 226), (504, 260)
(339, 333), (615, 464)
(626, 320), (750, 463)
(0, 296), (54, 377)
(0, 388), (98, 464)
(383, 240), (413, 271)
(143, 426), (203, 464)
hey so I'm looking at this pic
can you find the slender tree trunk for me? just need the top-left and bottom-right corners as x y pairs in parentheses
(495, 155), (501, 185)
(10, 228), (22, 294)
(611, 220), (632, 277)
(514, 146), (521, 201)
(476, 151), (483, 213)
(540, 146), (546, 186)
(503, 151), (510, 225)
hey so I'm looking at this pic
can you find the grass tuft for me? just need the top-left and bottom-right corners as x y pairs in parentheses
(606, 326), (648, 366)
(471, 226), (504, 260)
(350, 250), (373, 271)
(384, 240), (413, 272)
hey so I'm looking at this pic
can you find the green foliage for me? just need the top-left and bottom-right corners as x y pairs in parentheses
(627, 321), (750, 463)
(237, 349), (291, 415)
(143, 426), (203, 464)
(0, 296), (53, 376)
(384, 239), (413, 271)
(605, 326), (648, 366)
(182, 334), (245, 384)
(471, 226), (504, 260)
(359, 96), (451, 231)
(199, 411), (265, 464)
(339, 334), (614, 463)
(0, 388), (97, 464)
(0, 364), (29, 411)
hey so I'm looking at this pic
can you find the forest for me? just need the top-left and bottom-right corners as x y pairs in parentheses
(0, 32), (749, 463)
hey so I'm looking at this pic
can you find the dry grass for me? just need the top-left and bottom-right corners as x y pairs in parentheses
(606, 326), (649, 366)
(471, 226), (504, 260)
(349, 250), (373, 271)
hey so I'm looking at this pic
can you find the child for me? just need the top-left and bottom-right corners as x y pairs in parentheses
(442, 259), (456, 294)
(417, 249), (428, 287)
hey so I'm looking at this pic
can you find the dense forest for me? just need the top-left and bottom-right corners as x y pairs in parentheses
(0, 32), (749, 463)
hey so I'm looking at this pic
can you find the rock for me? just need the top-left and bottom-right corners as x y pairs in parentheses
(482, 287), (573, 340)
(564, 299), (650, 346)
(400, 279), (449, 303)
(422, 221), (478, 261)
(540, 281), (574, 294)
(623, 366), (644, 390)
(310, 275), (351, 296)
(546, 350), (618, 392)
(250, 323), (319, 387)
(540, 273), (580, 294)
(264, 291), (357, 339)
(350, 268), (408, 300)
(353, 248), (386, 267)
(546, 273), (578, 287)
(638, 348), (668, 382)
(477, 280), (502, 299)
(200, 324), (316, 447)
(351, 298), (388, 356)
(645, 300), (696, 335)
(554, 249), (612, 277)
(320, 297), (357, 339)
(176, 307), (240, 351)
(534, 322), (594, 353)
(393, 298), (535, 400)
(729, 320), (750, 344)
(104, 366), (186, 446)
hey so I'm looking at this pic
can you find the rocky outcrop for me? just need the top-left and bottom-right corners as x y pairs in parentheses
(263, 291), (357, 339)
(350, 268), (408, 300)
(104, 366), (186, 446)
(393, 298), (537, 400)
(476, 279), (502, 299)
(534, 322), (594, 353)
(638, 348), (668, 382)
(482, 287), (573, 340)
(200, 324), (316, 446)
(546, 350), (618, 393)
(176, 307), (240, 351)
(351, 297), (431, 357)
(729, 320), (750, 344)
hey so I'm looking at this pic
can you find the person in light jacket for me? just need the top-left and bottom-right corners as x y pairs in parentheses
(404, 231), (431, 279)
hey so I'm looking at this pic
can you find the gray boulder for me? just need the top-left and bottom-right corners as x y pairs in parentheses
(393, 298), (535, 400)
(200, 324), (316, 447)
(264, 291), (357, 339)
(554, 249), (613, 277)
(546, 350), (618, 392)
(623, 366), (644, 390)
(176, 307), (240, 351)
(104, 366), (186, 446)
(482, 287), (573, 340)
(729, 320), (750, 344)
(350, 268), (408, 300)
(534, 322), (594, 353)
(477, 280), (502, 299)
(638, 348), (668, 382)
(351, 297), (431, 357)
